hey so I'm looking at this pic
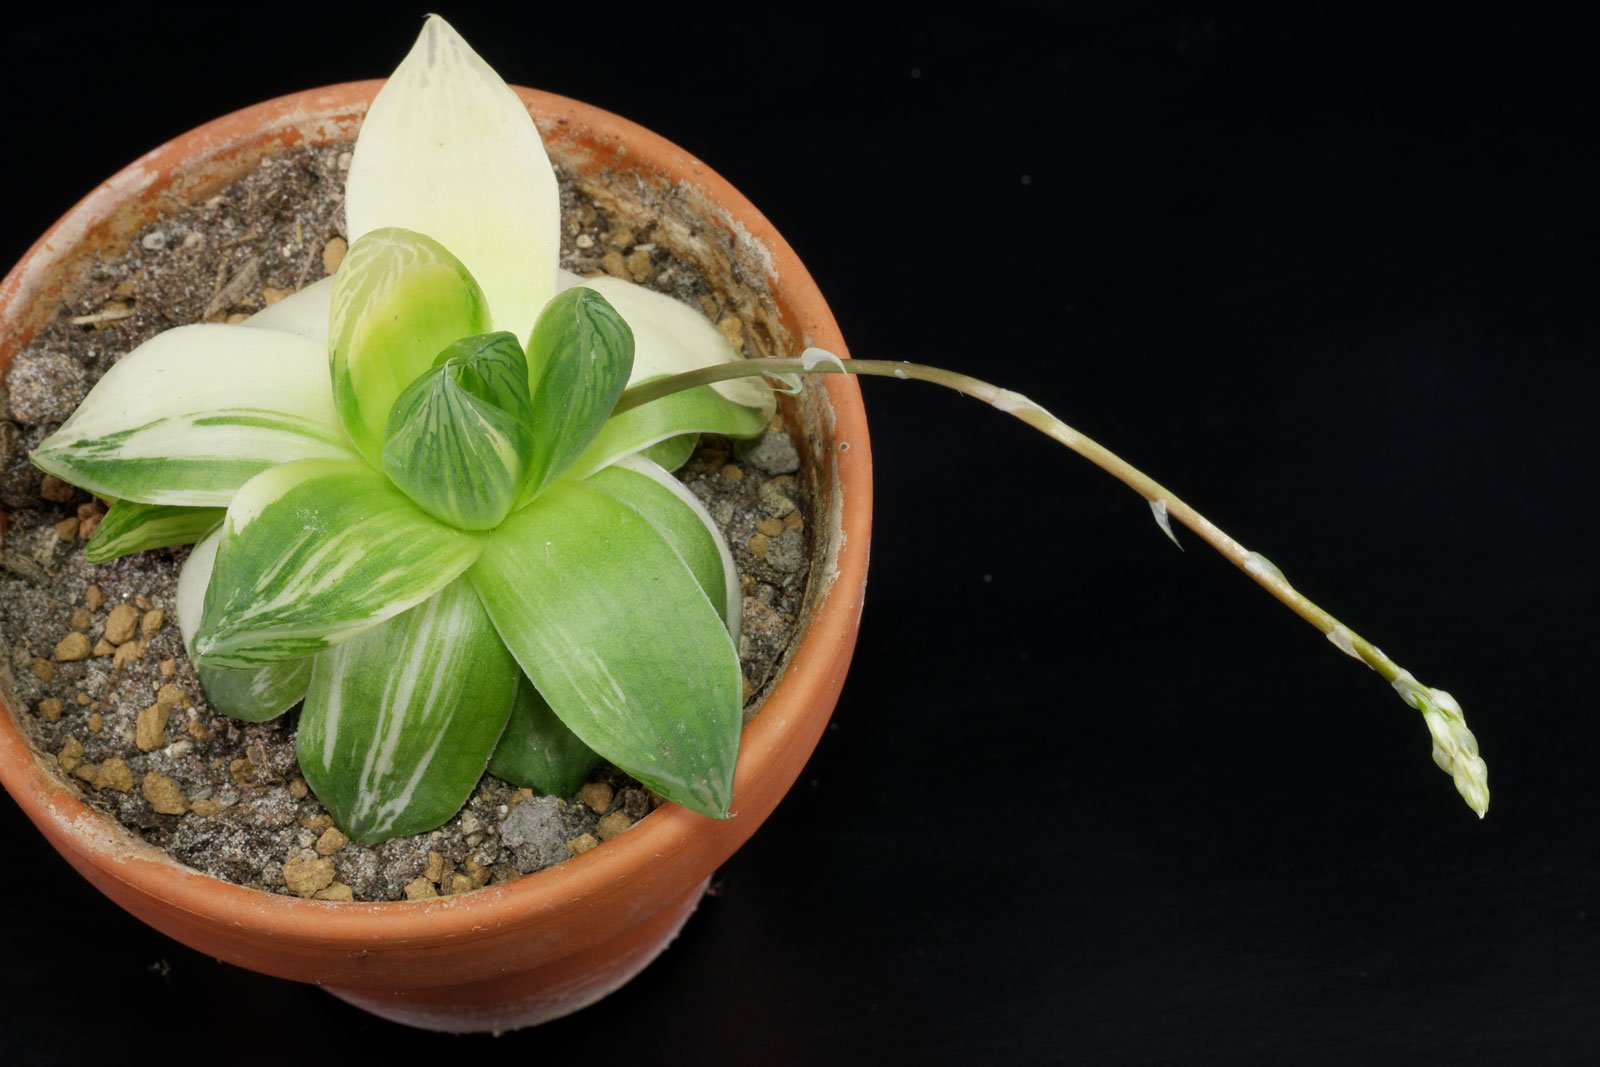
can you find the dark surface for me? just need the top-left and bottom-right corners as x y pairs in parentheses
(2, 4), (1595, 1063)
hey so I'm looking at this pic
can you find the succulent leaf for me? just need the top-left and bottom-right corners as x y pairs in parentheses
(298, 575), (519, 843)
(555, 270), (775, 413)
(194, 458), (483, 668)
(30, 324), (353, 507)
(520, 287), (635, 500)
(241, 276), (333, 341)
(381, 332), (534, 530)
(345, 14), (560, 343)
(570, 382), (768, 480)
(176, 528), (311, 721)
(586, 455), (740, 636)
(84, 500), (226, 563)
(639, 433), (700, 472)
(329, 227), (491, 462)
(486, 676), (600, 798)
(470, 479), (741, 819)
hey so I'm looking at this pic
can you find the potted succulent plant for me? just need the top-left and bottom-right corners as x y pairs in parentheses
(0, 16), (1484, 1034)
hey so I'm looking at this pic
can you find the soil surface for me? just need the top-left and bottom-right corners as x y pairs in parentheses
(0, 144), (811, 901)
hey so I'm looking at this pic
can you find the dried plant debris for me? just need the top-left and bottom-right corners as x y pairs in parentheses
(1, 143), (811, 900)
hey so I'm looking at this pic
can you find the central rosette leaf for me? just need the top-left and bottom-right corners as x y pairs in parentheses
(382, 332), (535, 530)
(340, 230), (637, 531)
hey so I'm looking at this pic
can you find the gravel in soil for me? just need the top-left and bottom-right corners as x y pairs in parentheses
(0, 143), (812, 901)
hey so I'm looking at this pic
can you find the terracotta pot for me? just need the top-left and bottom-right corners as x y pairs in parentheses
(0, 82), (871, 1033)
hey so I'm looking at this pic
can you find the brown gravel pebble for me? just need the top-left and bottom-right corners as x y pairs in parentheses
(189, 797), (221, 818)
(84, 584), (105, 611)
(757, 517), (784, 538)
(596, 811), (635, 841)
(288, 777), (309, 800)
(111, 639), (145, 668)
(104, 602), (139, 645)
(158, 658), (176, 679)
(424, 851), (446, 884)
(314, 827), (349, 856)
(87, 712), (102, 733)
(37, 698), (63, 722)
(31, 657), (53, 682)
(58, 738), (84, 773)
(447, 873), (474, 895)
(403, 877), (438, 901)
(746, 533), (769, 558)
(600, 250), (628, 278)
(568, 833), (600, 855)
(283, 853), (336, 898)
(156, 683), (190, 711)
(134, 703), (170, 752)
(579, 781), (614, 814)
(626, 248), (652, 282)
(54, 516), (79, 540)
(39, 474), (74, 503)
(314, 883), (355, 903)
(721, 464), (744, 482)
(98, 758), (133, 793)
(140, 609), (165, 637)
(92, 638), (115, 657)
(141, 773), (187, 815)
(321, 237), (348, 275)
(69, 608), (91, 631)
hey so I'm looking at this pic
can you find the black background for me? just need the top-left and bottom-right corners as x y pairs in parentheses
(2, 4), (1597, 1063)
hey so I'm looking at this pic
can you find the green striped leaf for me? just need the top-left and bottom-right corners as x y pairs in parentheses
(470, 479), (741, 818)
(194, 458), (483, 668)
(487, 676), (599, 798)
(298, 575), (519, 843)
(242, 277), (332, 341)
(84, 500), (225, 563)
(556, 270), (775, 413)
(329, 227), (490, 462)
(381, 332), (533, 530)
(520, 287), (634, 500)
(175, 528), (311, 722)
(586, 455), (740, 636)
(568, 381), (768, 480)
(31, 324), (354, 506)
(345, 16), (560, 345)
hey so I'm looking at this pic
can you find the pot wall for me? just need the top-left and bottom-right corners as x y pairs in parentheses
(0, 82), (871, 1032)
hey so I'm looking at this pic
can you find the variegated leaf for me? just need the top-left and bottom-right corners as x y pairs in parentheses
(84, 500), (225, 563)
(329, 227), (490, 462)
(486, 675), (599, 798)
(346, 15), (560, 344)
(382, 332), (533, 530)
(194, 458), (483, 668)
(557, 270), (775, 413)
(31, 324), (353, 506)
(242, 277), (333, 341)
(520, 287), (634, 500)
(470, 479), (741, 818)
(586, 454), (740, 638)
(175, 528), (310, 721)
(568, 381), (768, 480)
(299, 575), (518, 843)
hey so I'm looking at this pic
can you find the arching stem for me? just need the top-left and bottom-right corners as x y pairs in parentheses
(615, 352), (1489, 816)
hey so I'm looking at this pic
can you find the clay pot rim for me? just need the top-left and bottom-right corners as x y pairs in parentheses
(0, 81), (871, 941)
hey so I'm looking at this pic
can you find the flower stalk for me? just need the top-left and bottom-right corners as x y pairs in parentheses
(617, 352), (1490, 817)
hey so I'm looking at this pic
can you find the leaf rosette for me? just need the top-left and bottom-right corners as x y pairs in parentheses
(34, 16), (774, 843)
